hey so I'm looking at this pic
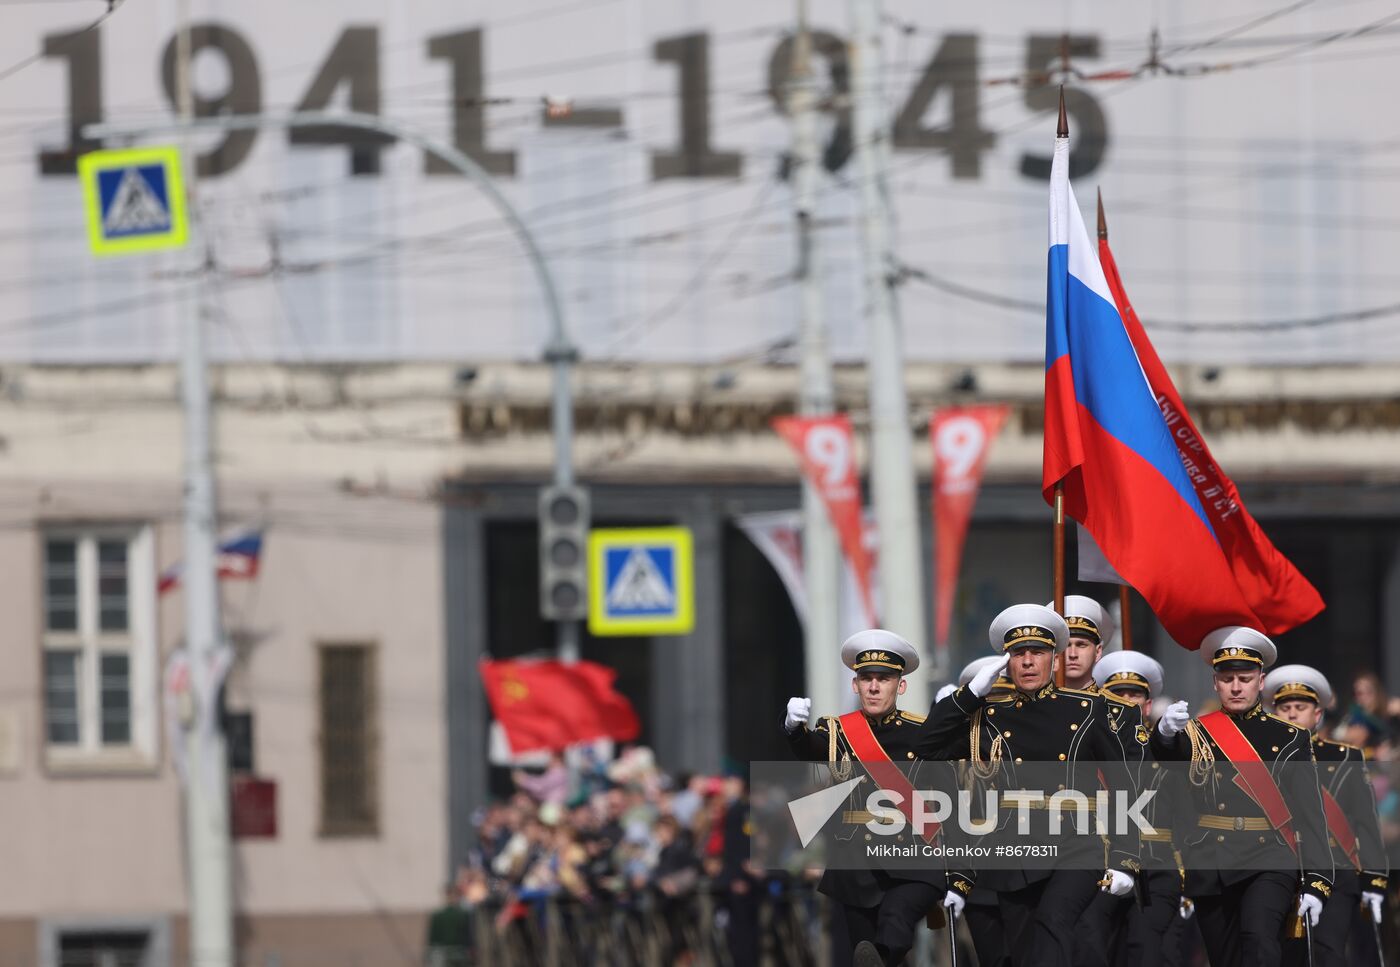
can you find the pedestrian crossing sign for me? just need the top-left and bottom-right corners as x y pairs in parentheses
(78, 146), (188, 256)
(587, 527), (694, 636)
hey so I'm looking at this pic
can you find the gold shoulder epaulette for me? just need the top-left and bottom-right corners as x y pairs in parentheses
(1100, 691), (1133, 707)
(986, 692), (1016, 704)
(1265, 713), (1305, 732)
(1059, 685), (1098, 698)
(899, 710), (927, 724)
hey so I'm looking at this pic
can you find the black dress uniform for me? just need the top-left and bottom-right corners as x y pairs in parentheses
(785, 630), (968, 967)
(923, 606), (1142, 967)
(787, 706), (968, 964)
(1075, 652), (1185, 967)
(1264, 665), (1389, 967)
(1150, 630), (1333, 967)
(955, 657), (1015, 967)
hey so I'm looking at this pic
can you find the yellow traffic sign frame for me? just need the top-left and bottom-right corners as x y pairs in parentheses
(587, 526), (694, 636)
(78, 145), (188, 256)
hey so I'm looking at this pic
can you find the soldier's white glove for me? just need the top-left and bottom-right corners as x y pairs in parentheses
(942, 890), (965, 921)
(935, 683), (956, 703)
(1157, 700), (1191, 738)
(1363, 890), (1384, 924)
(1102, 870), (1134, 897)
(968, 656), (1010, 698)
(1296, 894), (1323, 928)
(784, 697), (812, 733)
(1179, 897), (1195, 921)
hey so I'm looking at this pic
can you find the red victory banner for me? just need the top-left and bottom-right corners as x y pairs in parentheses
(931, 405), (1010, 650)
(772, 415), (877, 625)
(480, 659), (640, 754)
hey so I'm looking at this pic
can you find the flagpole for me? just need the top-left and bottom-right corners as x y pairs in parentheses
(1052, 89), (1068, 687)
(1097, 187), (1135, 654)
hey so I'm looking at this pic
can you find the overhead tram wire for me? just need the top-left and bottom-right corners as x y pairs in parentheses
(0, 0), (125, 86)
(898, 262), (1400, 335)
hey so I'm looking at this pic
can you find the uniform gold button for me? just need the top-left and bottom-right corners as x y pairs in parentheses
(1015, 702), (1024, 709)
(1271, 746), (1279, 752)
(1218, 804), (1226, 811)
(1058, 784), (1066, 791)
(988, 709), (995, 717)
(1151, 762), (1160, 770)
(1259, 837), (1267, 844)
(1058, 753), (1067, 761)
(907, 752), (915, 759)
(1004, 730), (1012, 738)
(1015, 757), (1023, 764)
(865, 834), (872, 841)
(1081, 701), (1089, 707)
(1217, 835), (1225, 843)
(1327, 766), (1334, 772)
(1287, 728), (1295, 734)
(1069, 723), (1078, 731)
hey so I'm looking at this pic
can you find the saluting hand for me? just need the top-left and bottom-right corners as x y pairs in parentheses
(784, 696), (812, 732)
(967, 656), (1010, 698)
(1158, 700), (1191, 738)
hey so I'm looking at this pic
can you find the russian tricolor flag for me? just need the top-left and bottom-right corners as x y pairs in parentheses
(1042, 133), (1259, 650)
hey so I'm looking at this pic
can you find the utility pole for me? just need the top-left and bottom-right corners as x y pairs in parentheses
(174, 0), (234, 963)
(790, 1), (844, 710)
(847, 0), (929, 709)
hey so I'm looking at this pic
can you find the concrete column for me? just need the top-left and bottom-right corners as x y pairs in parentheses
(444, 507), (488, 872)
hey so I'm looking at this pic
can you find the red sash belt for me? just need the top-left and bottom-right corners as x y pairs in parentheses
(1320, 789), (1361, 870)
(838, 711), (940, 845)
(1197, 711), (1297, 854)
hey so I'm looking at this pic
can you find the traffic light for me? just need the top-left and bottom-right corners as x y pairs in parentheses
(539, 485), (589, 621)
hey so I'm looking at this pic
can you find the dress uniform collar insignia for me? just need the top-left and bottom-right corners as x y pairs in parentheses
(1232, 701), (1264, 720)
(879, 709), (900, 726)
(1023, 682), (1057, 701)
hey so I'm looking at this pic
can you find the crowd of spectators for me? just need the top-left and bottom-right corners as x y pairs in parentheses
(431, 745), (810, 966)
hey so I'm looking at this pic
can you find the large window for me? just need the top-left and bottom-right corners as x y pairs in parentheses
(41, 528), (157, 769)
(318, 643), (378, 837)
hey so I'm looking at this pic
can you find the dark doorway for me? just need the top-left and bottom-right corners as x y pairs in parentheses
(722, 522), (805, 765)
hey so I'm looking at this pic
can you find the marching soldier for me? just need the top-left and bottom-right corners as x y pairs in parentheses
(783, 629), (969, 967)
(1150, 627), (1334, 967)
(1263, 664), (1389, 967)
(1077, 651), (1188, 967)
(924, 604), (1141, 967)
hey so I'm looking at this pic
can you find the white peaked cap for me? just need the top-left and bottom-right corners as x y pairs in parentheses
(841, 628), (920, 676)
(1046, 594), (1116, 648)
(1200, 626), (1278, 670)
(1093, 651), (1164, 697)
(1263, 664), (1333, 710)
(989, 604), (1069, 654)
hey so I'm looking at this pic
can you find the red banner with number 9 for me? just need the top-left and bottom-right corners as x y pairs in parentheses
(772, 415), (877, 626)
(931, 405), (1010, 651)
